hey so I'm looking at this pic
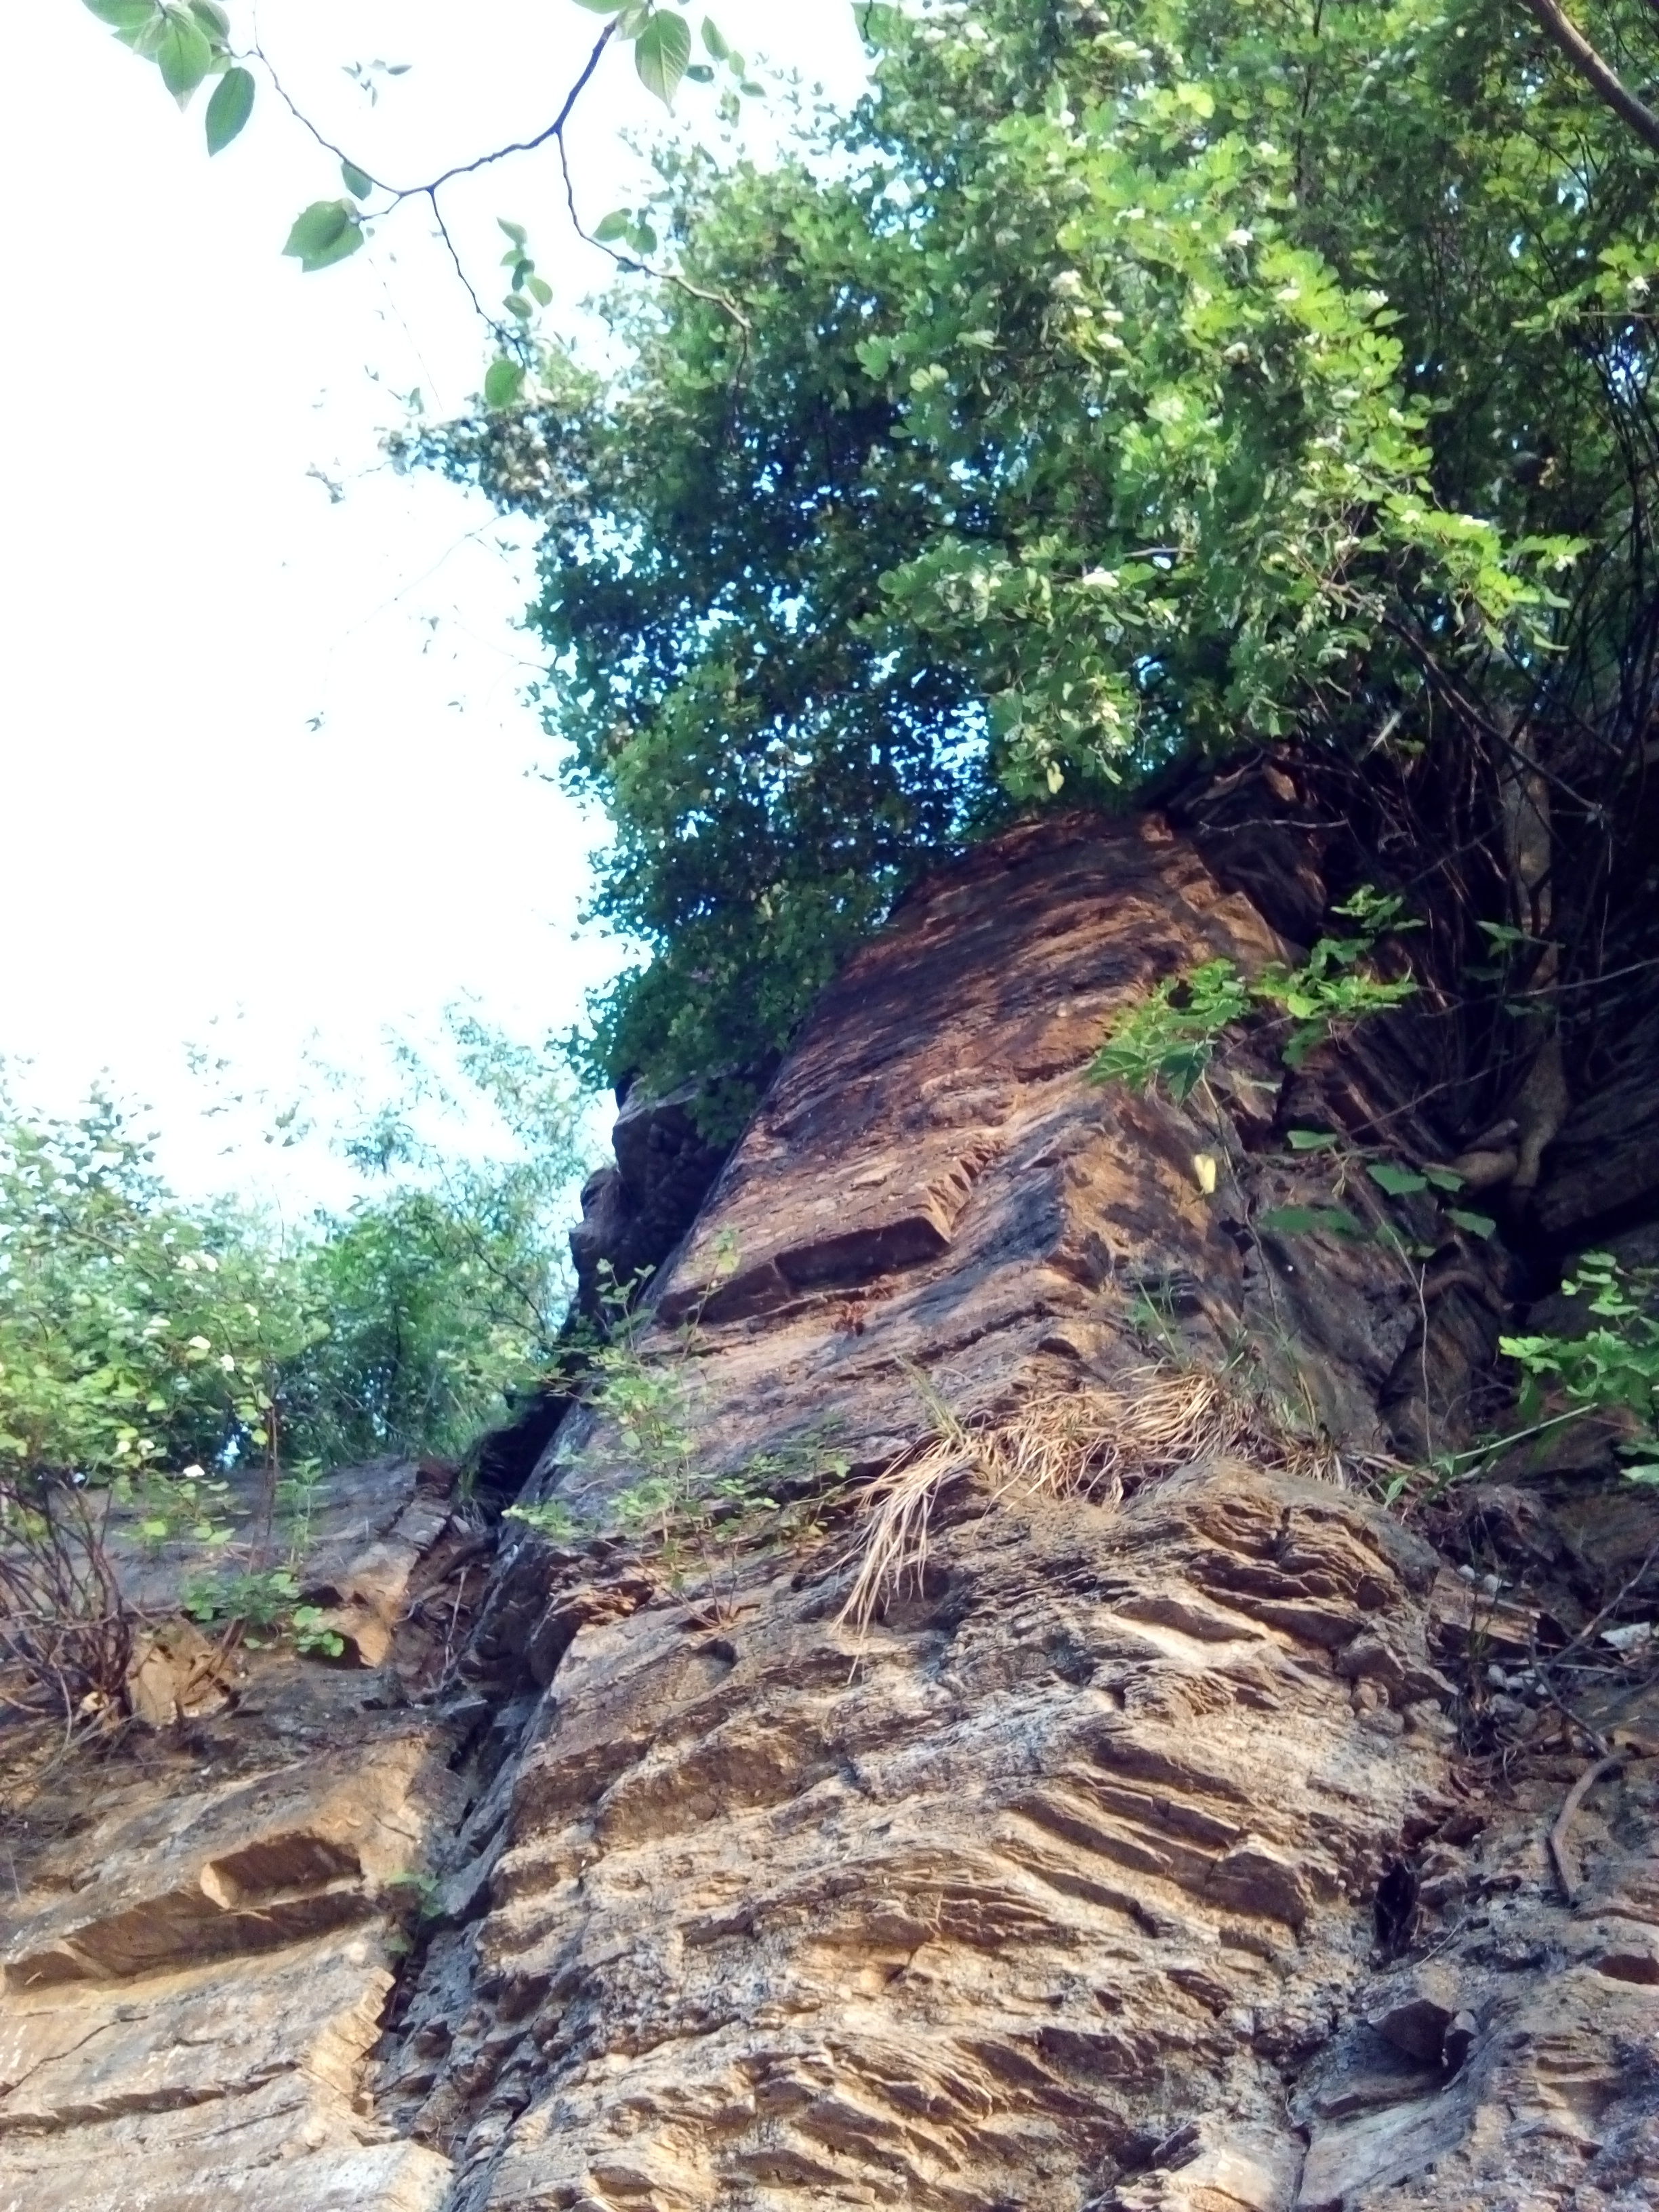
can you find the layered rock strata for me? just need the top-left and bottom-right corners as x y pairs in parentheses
(0, 1460), (478, 2212)
(388, 1465), (1457, 2211)
(5, 810), (1658, 2211)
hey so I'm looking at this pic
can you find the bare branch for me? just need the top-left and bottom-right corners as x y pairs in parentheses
(398, 24), (617, 200)
(554, 131), (753, 342)
(251, 24), (749, 347)
(1519, 0), (1659, 156)
(253, 25), (619, 336)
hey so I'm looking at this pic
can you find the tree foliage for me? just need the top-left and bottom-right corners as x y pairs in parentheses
(0, 1025), (588, 1515)
(395, 0), (1659, 1111)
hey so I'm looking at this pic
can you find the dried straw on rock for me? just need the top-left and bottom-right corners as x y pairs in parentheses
(838, 1367), (1343, 1635)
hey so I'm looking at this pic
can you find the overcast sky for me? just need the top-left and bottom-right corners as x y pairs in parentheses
(0, 3), (867, 1202)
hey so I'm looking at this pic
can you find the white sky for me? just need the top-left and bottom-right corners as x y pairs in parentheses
(0, 3), (867, 1203)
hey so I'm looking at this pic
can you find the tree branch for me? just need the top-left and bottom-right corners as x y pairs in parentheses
(252, 24), (750, 346)
(1519, 0), (1659, 155)
(252, 24), (619, 336)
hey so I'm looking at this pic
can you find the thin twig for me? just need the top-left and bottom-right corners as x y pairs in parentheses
(253, 25), (615, 336)
(251, 26), (749, 348)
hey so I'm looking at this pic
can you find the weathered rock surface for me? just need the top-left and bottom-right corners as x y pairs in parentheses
(0, 1458), (479, 2212)
(6, 809), (1658, 2212)
(527, 813), (1492, 1542)
(384, 1463), (1457, 2211)
(570, 1082), (735, 1320)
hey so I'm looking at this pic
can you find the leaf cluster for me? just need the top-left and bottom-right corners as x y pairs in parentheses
(82, 0), (255, 151)
(572, 3), (754, 110)
(1501, 1252), (1659, 1486)
(1088, 888), (1418, 1100)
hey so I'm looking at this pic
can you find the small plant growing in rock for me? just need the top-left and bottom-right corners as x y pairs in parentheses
(507, 1250), (847, 1597)
(1498, 1252), (1659, 1486)
(502, 1496), (579, 1540)
(1089, 888), (1419, 1102)
(180, 1566), (344, 1657)
(181, 1565), (301, 1636)
(289, 1605), (346, 1658)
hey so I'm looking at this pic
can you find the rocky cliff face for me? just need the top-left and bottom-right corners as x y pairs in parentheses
(4, 812), (1656, 2212)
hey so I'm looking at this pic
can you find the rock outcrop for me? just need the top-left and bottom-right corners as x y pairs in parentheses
(386, 1463), (1457, 2212)
(0, 1460), (479, 2212)
(4, 810), (1657, 2212)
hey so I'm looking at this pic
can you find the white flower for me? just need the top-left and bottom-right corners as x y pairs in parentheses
(1225, 227), (1254, 249)
(182, 1464), (205, 1480)
(219, 1354), (237, 1373)
(1051, 269), (1086, 297)
(188, 1335), (211, 1351)
(1081, 567), (1120, 590)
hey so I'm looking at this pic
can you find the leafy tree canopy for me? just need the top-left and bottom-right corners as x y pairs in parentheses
(0, 1020), (589, 1511)
(398, 0), (1659, 1114)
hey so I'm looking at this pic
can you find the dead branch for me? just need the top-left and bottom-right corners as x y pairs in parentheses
(1519, 0), (1659, 156)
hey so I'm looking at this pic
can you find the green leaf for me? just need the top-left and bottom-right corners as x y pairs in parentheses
(1448, 1208), (1498, 1240)
(205, 64), (253, 154)
(506, 293), (534, 320)
(82, 0), (158, 28)
(1368, 1160), (1429, 1196)
(1257, 1204), (1369, 1241)
(497, 218), (528, 247)
(1422, 1163), (1466, 1191)
(185, 0), (229, 36)
(483, 356), (527, 409)
(629, 220), (659, 257)
(853, 1), (902, 46)
(283, 199), (363, 272)
(123, 7), (169, 51)
(153, 11), (214, 103)
(341, 159), (373, 199)
(527, 274), (553, 306)
(570, 0), (626, 8)
(1286, 1129), (1340, 1151)
(636, 8), (692, 105)
(593, 209), (632, 243)
(701, 16), (729, 58)
(685, 61), (714, 81)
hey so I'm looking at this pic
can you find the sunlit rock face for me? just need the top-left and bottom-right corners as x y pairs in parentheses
(7, 812), (1658, 2212)
(0, 1458), (470, 2212)
(394, 1465), (1452, 2212)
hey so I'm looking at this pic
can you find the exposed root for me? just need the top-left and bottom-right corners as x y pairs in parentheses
(1548, 1750), (1629, 1907)
(838, 1367), (1340, 1635)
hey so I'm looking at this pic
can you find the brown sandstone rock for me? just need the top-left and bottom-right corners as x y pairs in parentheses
(0, 1456), (472, 2212)
(9, 812), (1659, 2212)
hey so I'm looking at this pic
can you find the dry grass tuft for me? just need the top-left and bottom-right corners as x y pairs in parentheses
(837, 1366), (1340, 1636)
